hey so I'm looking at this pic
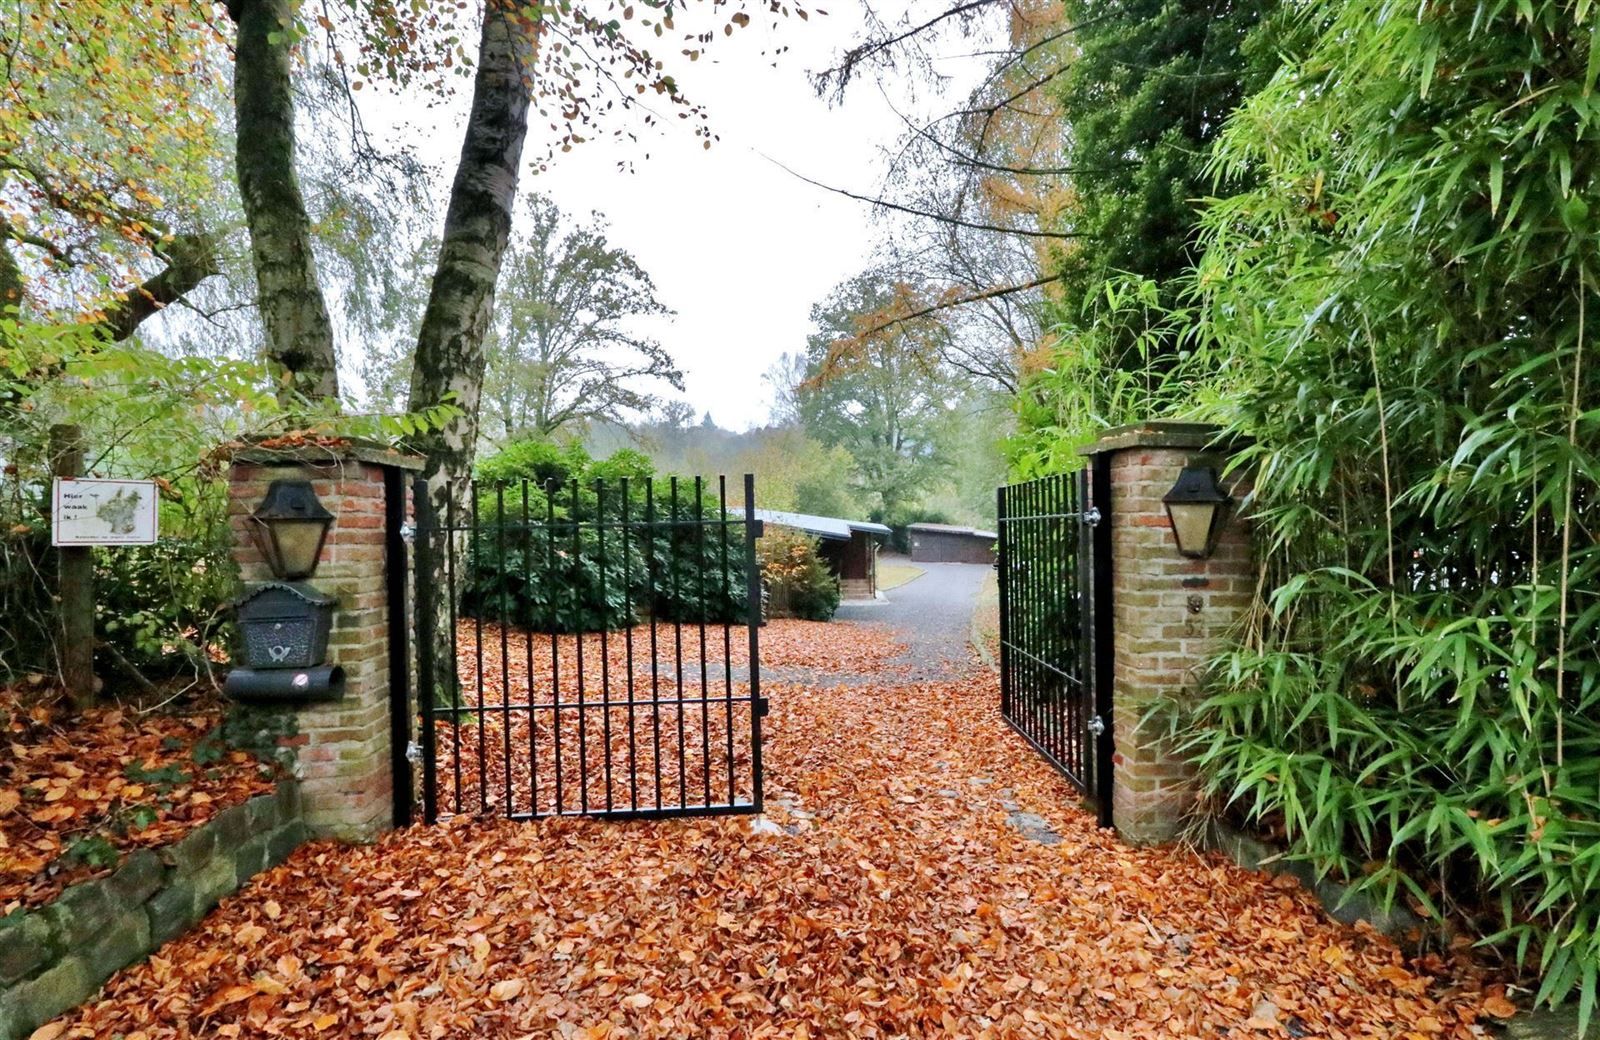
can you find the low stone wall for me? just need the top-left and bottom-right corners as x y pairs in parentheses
(0, 780), (306, 1040)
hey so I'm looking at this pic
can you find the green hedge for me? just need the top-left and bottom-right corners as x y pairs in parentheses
(460, 443), (749, 633)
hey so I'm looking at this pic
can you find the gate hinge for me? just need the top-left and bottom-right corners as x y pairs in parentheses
(1080, 507), (1102, 527)
(1087, 715), (1106, 738)
(405, 740), (423, 765)
(399, 520), (416, 543)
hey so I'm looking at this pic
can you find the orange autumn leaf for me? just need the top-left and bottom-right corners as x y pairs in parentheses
(1482, 994), (1518, 1018)
(40, 617), (1503, 1039)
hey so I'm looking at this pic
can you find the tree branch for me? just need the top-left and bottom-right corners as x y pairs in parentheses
(879, 84), (1131, 177)
(763, 154), (1086, 240)
(97, 231), (220, 341)
(855, 274), (1062, 342)
(815, 0), (1000, 95)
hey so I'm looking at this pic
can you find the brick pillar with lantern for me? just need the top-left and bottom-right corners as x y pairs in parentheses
(226, 441), (422, 842)
(1081, 422), (1253, 846)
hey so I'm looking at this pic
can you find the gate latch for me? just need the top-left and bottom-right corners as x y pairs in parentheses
(405, 740), (423, 765)
(1087, 715), (1106, 738)
(755, 697), (770, 718)
(1080, 507), (1102, 527)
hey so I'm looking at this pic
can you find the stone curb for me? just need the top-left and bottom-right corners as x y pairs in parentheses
(1199, 820), (1424, 942)
(1201, 823), (1586, 1037)
(0, 778), (307, 1040)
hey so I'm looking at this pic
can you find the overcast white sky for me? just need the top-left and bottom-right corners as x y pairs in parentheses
(358, 5), (991, 431)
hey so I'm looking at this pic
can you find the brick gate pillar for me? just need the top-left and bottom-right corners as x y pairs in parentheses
(226, 441), (422, 842)
(1082, 422), (1252, 845)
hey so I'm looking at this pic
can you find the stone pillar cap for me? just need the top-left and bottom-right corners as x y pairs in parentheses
(230, 435), (424, 472)
(1078, 420), (1246, 456)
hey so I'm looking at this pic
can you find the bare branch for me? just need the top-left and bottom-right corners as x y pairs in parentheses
(814, 0), (1000, 96)
(853, 274), (1062, 341)
(762, 154), (1087, 240)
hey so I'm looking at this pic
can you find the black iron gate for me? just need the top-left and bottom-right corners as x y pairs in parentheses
(996, 460), (1113, 826)
(411, 474), (766, 823)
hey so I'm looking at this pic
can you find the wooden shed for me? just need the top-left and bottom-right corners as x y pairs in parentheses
(907, 522), (999, 565)
(754, 509), (892, 600)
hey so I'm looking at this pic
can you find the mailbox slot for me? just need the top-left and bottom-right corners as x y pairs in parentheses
(225, 664), (345, 703)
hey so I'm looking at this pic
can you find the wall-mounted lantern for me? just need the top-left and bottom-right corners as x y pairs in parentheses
(228, 479), (343, 703)
(248, 479), (334, 580)
(1162, 464), (1232, 559)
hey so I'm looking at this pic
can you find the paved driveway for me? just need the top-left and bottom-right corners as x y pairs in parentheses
(830, 562), (992, 681)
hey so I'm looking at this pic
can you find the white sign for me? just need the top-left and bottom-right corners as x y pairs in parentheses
(52, 478), (159, 546)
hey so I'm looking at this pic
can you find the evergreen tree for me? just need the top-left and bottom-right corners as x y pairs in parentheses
(1048, 0), (1278, 365)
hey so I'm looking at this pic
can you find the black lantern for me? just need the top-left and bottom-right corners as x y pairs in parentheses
(1162, 464), (1232, 559)
(248, 479), (334, 580)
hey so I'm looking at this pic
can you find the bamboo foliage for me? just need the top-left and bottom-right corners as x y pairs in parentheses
(1179, 0), (1600, 1025)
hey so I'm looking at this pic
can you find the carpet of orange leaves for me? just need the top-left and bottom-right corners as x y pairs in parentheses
(444, 617), (907, 679)
(429, 619), (905, 818)
(1, 690), (278, 912)
(51, 621), (1511, 1039)
(433, 620), (757, 817)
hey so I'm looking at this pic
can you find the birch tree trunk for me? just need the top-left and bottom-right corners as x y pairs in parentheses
(406, 1), (536, 728)
(407, 0), (535, 492)
(229, 0), (340, 404)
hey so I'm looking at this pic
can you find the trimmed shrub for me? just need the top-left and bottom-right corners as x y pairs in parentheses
(462, 443), (749, 632)
(758, 526), (840, 621)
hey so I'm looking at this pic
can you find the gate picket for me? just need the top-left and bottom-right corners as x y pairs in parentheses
(411, 475), (766, 822)
(997, 464), (1113, 826)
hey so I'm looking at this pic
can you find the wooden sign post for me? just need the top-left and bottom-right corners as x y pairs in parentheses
(44, 427), (161, 710)
(49, 424), (95, 710)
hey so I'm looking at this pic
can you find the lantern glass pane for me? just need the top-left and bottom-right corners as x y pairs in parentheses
(273, 519), (326, 578)
(1167, 502), (1215, 558)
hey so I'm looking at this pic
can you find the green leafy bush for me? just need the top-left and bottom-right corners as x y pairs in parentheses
(96, 535), (237, 677)
(462, 442), (749, 632)
(757, 526), (839, 621)
(474, 438), (593, 488)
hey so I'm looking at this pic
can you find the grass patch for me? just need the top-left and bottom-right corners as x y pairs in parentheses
(877, 559), (925, 591)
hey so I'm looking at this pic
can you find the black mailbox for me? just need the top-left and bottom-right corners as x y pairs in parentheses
(234, 581), (336, 670)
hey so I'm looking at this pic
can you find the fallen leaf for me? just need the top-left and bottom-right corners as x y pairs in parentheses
(1482, 994), (1517, 1018)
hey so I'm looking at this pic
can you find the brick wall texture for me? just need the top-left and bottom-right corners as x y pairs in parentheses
(1103, 448), (1252, 845)
(228, 459), (395, 842)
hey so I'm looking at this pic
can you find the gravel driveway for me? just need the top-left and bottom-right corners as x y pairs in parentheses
(821, 561), (992, 681)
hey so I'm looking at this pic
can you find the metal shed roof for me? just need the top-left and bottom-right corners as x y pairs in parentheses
(906, 522), (999, 540)
(752, 509), (892, 542)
